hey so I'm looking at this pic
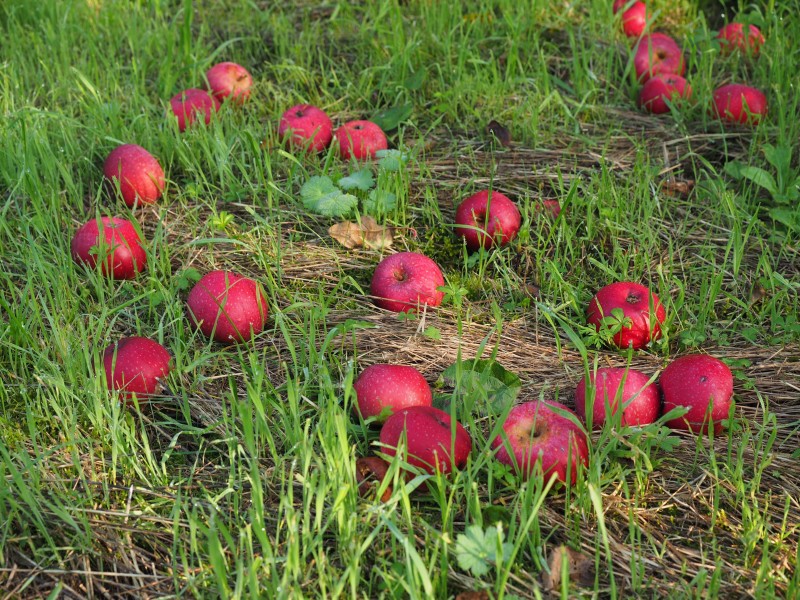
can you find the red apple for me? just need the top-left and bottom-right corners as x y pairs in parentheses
(169, 88), (220, 132)
(71, 216), (146, 280)
(575, 367), (660, 428)
(379, 406), (471, 475)
(491, 401), (589, 485)
(711, 83), (767, 125)
(370, 252), (445, 313)
(353, 364), (433, 423)
(186, 270), (269, 343)
(355, 456), (393, 501)
(542, 199), (562, 218)
(661, 354), (734, 434)
(454, 190), (521, 251)
(633, 33), (685, 82)
(335, 120), (388, 161)
(103, 336), (172, 401)
(717, 23), (765, 56)
(587, 282), (666, 350)
(278, 104), (334, 153)
(206, 62), (253, 104)
(638, 74), (692, 114)
(103, 144), (165, 207)
(617, 1), (648, 38)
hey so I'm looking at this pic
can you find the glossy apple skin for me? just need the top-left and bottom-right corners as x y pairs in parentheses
(379, 406), (472, 475)
(575, 367), (660, 428)
(335, 120), (388, 160)
(354, 364), (433, 423)
(206, 62), (253, 104)
(454, 190), (521, 251)
(278, 104), (333, 153)
(355, 456), (392, 501)
(370, 252), (445, 313)
(587, 282), (666, 350)
(718, 23), (765, 56)
(103, 336), (171, 401)
(638, 74), (692, 114)
(103, 144), (165, 207)
(169, 88), (220, 132)
(634, 33), (685, 83)
(71, 217), (146, 280)
(711, 84), (767, 125)
(619, 1), (647, 38)
(186, 270), (269, 343)
(661, 354), (733, 434)
(492, 401), (589, 485)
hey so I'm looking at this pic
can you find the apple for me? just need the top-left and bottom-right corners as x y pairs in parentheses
(278, 104), (334, 153)
(717, 23), (765, 56)
(491, 401), (589, 485)
(638, 73), (692, 114)
(355, 456), (392, 501)
(614, 0), (648, 39)
(542, 199), (562, 218)
(661, 354), (734, 434)
(169, 88), (220, 132)
(71, 216), (146, 280)
(633, 33), (685, 82)
(335, 120), (388, 161)
(711, 83), (767, 125)
(454, 190), (521, 251)
(103, 336), (172, 401)
(206, 62), (253, 104)
(186, 270), (269, 343)
(379, 406), (471, 475)
(103, 144), (165, 207)
(370, 252), (445, 313)
(575, 367), (660, 428)
(587, 281), (666, 350)
(353, 364), (433, 423)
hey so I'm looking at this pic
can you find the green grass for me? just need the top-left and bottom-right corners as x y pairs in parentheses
(1, 0), (798, 598)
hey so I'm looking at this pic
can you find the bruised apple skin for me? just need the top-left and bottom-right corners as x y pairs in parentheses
(575, 366), (660, 428)
(379, 406), (472, 475)
(454, 190), (522, 251)
(370, 252), (445, 313)
(587, 282), (666, 350)
(169, 88), (221, 132)
(103, 336), (172, 402)
(70, 216), (147, 280)
(355, 456), (393, 502)
(491, 401), (589, 485)
(661, 354), (734, 434)
(186, 270), (269, 343)
(103, 144), (165, 207)
(335, 120), (388, 160)
(278, 104), (334, 154)
(206, 62), (253, 104)
(353, 364), (433, 423)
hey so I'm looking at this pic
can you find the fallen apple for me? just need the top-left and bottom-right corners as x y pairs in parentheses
(661, 354), (734, 434)
(370, 251), (445, 313)
(355, 456), (393, 501)
(379, 406), (472, 475)
(71, 216), (146, 280)
(169, 88), (220, 132)
(335, 120), (388, 160)
(717, 23), (765, 56)
(491, 400), (589, 485)
(633, 33), (685, 82)
(186, 270), (269, 343)
(711, 83), (767, 125)
(587, 281), (666, 350)
(575, 366), (660, 428)
(206, 61), (253, 104)
(614, 0), (648, 39)
(353, 364), (433, 423)
(638, 73), (692, 114)
(103, 336), (172, 402)
(454, 190), (521, 251)
(103, 144), (166, 207)
(278, 104), (333, 153)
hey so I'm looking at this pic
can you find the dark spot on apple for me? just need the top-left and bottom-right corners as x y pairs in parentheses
(393, 268), (406, 282)
(295, 110), (305, 118)
(354, 125), (363, 130)
(700, 376), (707, 383)
(656, 50), (667, 60)
(626, 292), (641, 304)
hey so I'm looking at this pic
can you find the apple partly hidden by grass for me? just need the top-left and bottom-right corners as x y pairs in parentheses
(613, 0), (648, 39)
(278, 104), (333, 154)
(711, 83), (767, 125)
(169, 88), (220, 132)
(491, 400), (589, 485)
(379, 406), (472, 475)
(661, 354), (734, 434)
(103, 144), (165, 207)
(575, 366), (660, 428)
(335, 120), (388, 160)
(206, 62), (253, 104)
(103, 336), (172, 402)
(633, 33), (685, 82)
(186, 270), (269, 343)
(587, 281), (666, 350)
(638, 74), (692, 114)
(71, 216), (146, 280)
(370, 251), (445, 313)
(353, 364), (433, 423)
(355, 456), (393, 501)
(717, 23), (765, 56)
(454, 190), (521, 251)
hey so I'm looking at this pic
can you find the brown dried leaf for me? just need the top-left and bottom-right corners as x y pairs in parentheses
(329, 216), (395, 250)
(486, 120), (512, 148)
(660, 179), (695, 198)
(542, 545), (595, 592)
(455, 592), (490, 600)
